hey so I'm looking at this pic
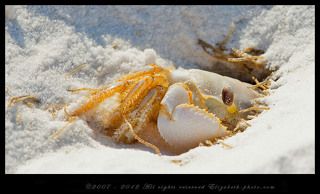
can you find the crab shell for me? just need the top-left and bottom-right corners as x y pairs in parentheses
(157, 67), (260, 152)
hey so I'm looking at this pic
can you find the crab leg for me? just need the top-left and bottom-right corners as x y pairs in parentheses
(124, 118), (161, 155)
(69, 82), (129, 117)
(67, 66), (164, 118)
(114, 86), (166, 145)
(67, 87), (101, 95)
(116, 64), (164, 82)
(114, 74), (169, 142)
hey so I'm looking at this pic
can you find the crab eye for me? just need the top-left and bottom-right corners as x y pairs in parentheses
(222, 87), (234, 106)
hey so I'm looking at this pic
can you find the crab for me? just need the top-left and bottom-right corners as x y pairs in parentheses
(54, 62), (269, 155)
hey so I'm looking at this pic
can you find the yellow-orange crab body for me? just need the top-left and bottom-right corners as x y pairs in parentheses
(65, 64), (265, 154)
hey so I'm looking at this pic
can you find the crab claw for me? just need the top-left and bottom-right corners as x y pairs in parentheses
(157, 83), (228, 152)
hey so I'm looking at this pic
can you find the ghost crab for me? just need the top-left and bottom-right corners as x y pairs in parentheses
(55, 63), (269, 155)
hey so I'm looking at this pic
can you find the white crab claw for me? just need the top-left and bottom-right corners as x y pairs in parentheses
(157, 83), (228, 151)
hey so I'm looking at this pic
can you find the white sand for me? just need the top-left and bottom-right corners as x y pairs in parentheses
(5, 5), (314, 173)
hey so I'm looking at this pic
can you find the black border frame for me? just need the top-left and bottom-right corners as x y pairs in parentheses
(3, 2), (317, 193)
